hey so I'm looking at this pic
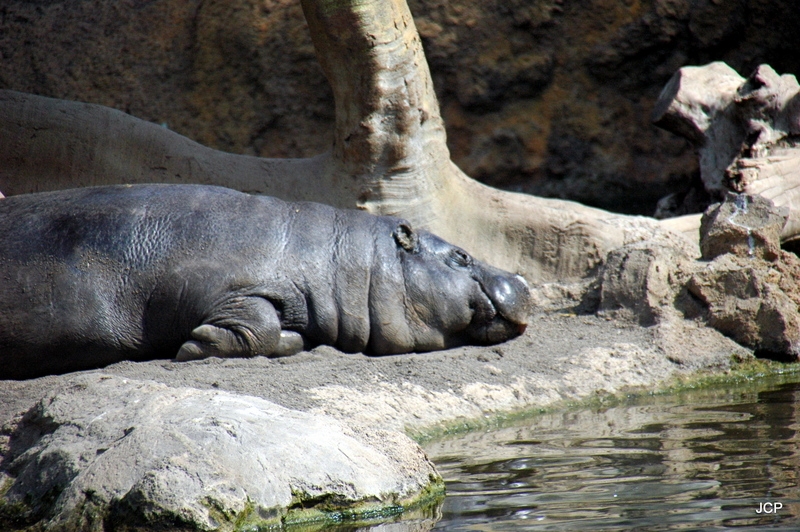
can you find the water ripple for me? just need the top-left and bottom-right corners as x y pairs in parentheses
(426, 375), (800, 531)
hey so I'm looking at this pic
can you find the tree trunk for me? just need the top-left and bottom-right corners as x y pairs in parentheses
(0, 0), (685, 283)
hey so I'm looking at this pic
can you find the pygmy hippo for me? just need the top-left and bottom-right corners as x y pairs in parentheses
(0, 185), (531, 379)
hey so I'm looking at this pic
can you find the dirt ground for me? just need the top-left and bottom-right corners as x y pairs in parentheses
(0, 308), (747, 441)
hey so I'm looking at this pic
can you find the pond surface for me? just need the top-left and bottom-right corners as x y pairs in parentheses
(419, 370), (800, 531)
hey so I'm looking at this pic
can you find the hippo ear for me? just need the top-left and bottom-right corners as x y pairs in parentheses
(392, 223), (419, 253)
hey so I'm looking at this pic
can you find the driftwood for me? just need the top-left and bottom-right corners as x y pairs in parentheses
(0, 0), (685, 285)
(654, 61), (800, 241)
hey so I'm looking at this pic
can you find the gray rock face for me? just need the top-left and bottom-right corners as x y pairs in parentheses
(599, 192), (800, 361)
(0, 374), (442, 531)
(687, 253), (800, 359)
(699, 193), (788, 261)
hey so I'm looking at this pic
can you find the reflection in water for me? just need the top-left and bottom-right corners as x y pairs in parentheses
(424, 374), (800, 531)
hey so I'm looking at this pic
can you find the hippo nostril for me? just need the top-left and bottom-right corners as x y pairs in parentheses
(491, 277), (514, 302)
(484, 274), (531, 324)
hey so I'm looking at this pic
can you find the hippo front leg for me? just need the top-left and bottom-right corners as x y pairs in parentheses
(176, 295), (304, 361)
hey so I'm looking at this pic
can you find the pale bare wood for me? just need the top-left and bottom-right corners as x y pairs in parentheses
(0, 90), (343, 204)
(0, 0), (686, 283)
(654, 62), (800, 242)
(297, 0), (672, 281)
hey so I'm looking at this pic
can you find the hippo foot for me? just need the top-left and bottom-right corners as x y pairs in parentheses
(175, 325), (304, 361)
(176, 324), (239, 361)
(176, 323), (271, 361)
(272, 331), (304, 357)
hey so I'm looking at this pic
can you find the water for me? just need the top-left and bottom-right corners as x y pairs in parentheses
(421, 372), (800, 531)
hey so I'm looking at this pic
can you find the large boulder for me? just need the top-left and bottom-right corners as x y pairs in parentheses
(687, 253), (800, 359)
(0, 374), (442, 531)
(599, 240), (695, 326)
(599, 193), (800, 361)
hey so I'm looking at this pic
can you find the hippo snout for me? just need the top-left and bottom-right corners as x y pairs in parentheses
(483, 274), (531, 327)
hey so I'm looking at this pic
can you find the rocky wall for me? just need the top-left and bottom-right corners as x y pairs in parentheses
(1, 0), (798, 214)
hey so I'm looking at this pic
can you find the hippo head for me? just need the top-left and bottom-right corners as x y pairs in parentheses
(366, 222), (531, 354)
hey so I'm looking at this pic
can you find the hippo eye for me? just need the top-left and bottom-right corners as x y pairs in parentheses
(449, 248), (473, 268)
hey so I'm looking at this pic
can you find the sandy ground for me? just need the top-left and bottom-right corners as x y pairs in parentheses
(0, 309), (745, 441)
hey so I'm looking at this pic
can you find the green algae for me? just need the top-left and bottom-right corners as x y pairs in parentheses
(0, 475), (64, 532)
(0, 476), (31, 530)
(233, 475), (445, 532)
(0, 477), (445, 532)
(408, 356), (800, 445)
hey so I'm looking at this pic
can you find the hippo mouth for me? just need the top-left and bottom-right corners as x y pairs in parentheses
(468, 274), (531, 344)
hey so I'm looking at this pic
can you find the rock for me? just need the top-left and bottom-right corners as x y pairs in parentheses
(599, 240), (697, 326)
(699, 193), (788, 261)
(654, 317), (750, 370)
(653, 178), (711, 219)
(598, 194), (800, 361)
(0, 374), (442, 531)
(687, 253), (800, 359)
(652, 61), (745, 173)
(598, 231), (800, 361)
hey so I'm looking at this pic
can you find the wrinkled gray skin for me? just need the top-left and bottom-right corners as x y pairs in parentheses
(0, 185), (531, 380)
